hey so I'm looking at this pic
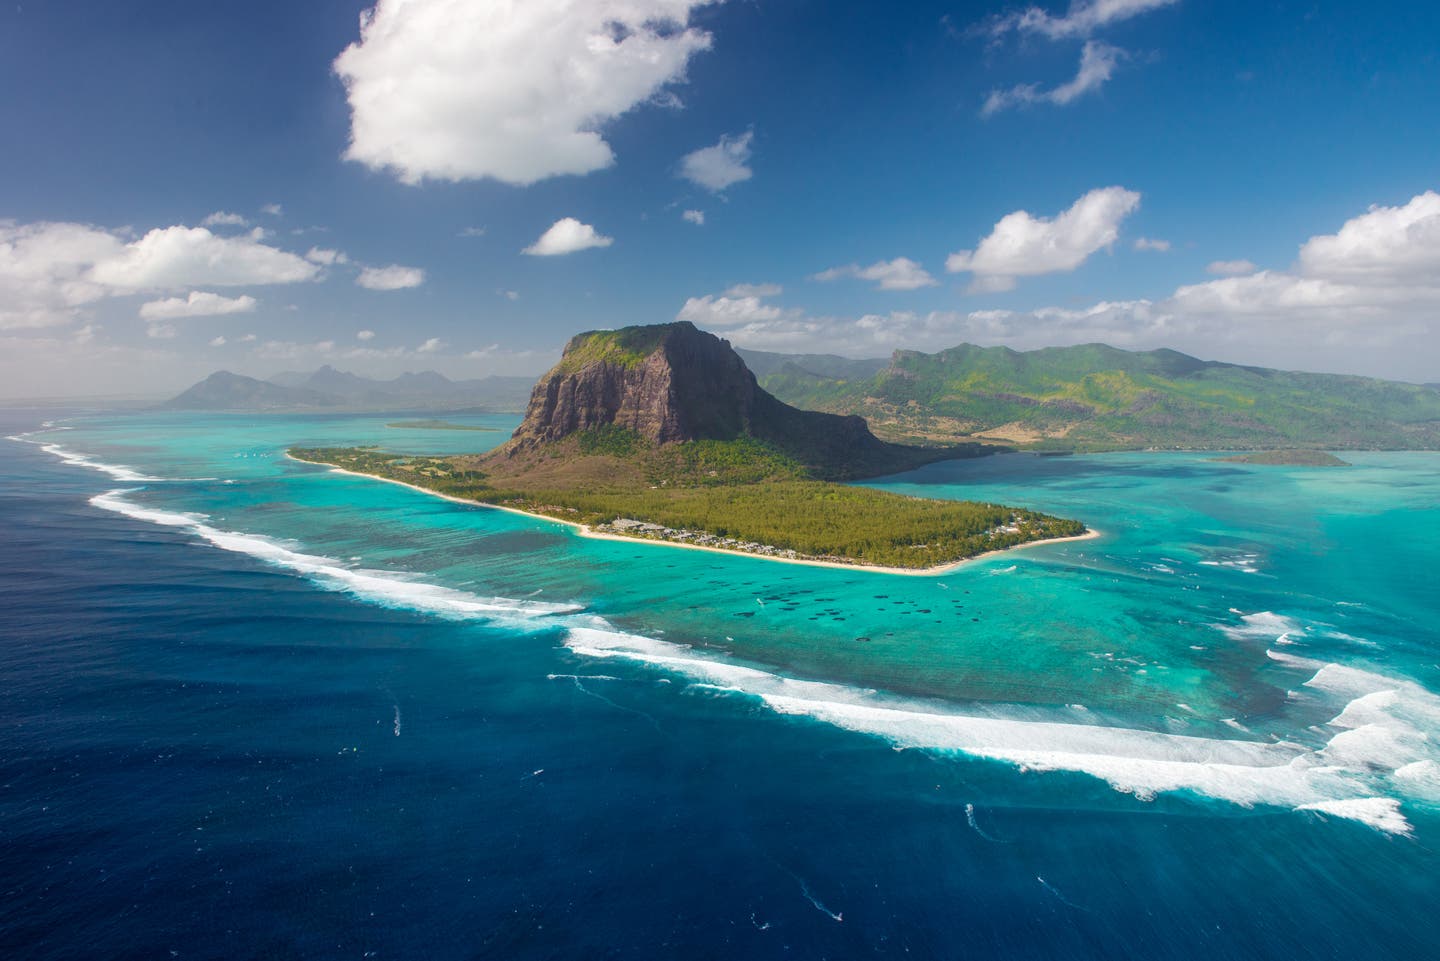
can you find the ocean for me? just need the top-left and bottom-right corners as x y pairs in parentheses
(2, 408), (1437, 960)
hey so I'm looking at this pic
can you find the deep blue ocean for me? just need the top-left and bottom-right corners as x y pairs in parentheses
(2, 408), (1437, 960)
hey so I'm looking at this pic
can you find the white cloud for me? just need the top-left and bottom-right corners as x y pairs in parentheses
(689, 189), (1440, 379)
(1296, 191), (1440, 282)
(983, 40), (1122, 115)
(240, 333), (257, 343)
(202, 211), (249, 228)
(209, 335), (227, 347)
(677, 294), (796, 328)
(725, 282), (781, 298)
(502, 289), (520, 301)
(522, 217), (614, 256)
(146, 322), (178, 340)
(261, 203), (284, 217)
(0, 220), (314, 330)
(682, 209), (705, 225)
(333, 0), (717, 186)
(90, 226), (319, 289)
(416, 337), (445, 353)
(305, 247), (349, 266)
(458, 226), (487, 238)
(991, 0), (1180, 40)
(356, 264), (426, 290)
(356, 329), (376, 341)
(1134, 236), (1171, 252)
(139, 291), (258, 320)
(946, 186), (1141, 291)
(680, 131), (753, 192)
(813, 257), (938, 291)
(1206, 259), (1257, 276)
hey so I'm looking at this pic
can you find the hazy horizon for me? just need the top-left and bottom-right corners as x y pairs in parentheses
(4, 0), (1439, 397)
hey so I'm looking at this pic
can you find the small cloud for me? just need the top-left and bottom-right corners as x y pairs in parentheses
(209, 335), (227, 347)
(74, 324), (100, 345)
(240, 333), (258, 343)
(146, 322), (178, 339)
(682, 209), (705, 226)
(305, 247), (349, 265)
(724, 282), (781, 298)
(417, 337), (445, 353)
(139, 291), (258, 320)
(946, 186), (1141, 291)
(356, 264), (426, 290)
(356, 329), (375, 341)
(458, 226), (487, 238)
(1133, 236), (1171, 252)
(502, 289), (520, 301)
(261, 203), (284, 217)
(202, 211), (249, 228)
(813, 257), (938, 291)
(983, 40), (1123, 115)
(522, 217), (613, 256)
(1207, 259), (1258, 276)
(680, 131), (754, 192)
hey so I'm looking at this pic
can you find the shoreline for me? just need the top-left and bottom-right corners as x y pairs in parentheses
(287, 454), (1101, 577)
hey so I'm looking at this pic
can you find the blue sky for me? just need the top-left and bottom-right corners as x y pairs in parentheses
(3, 0), (1439, 397)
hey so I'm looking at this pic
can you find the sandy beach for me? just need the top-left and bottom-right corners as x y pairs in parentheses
(288, 453), (1101, 577)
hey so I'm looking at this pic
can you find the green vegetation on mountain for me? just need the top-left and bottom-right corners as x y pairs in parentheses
(749, 342), (1440, 451)
(287, 322), (1088, 571)
(1217, 450), (1350, 466)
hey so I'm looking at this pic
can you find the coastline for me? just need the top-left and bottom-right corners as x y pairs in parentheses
(287, 454), (1100, 576)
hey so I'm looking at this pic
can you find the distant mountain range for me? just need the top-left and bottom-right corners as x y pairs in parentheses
(163, 365), (535, 412)
(737, 343), (1440, 451)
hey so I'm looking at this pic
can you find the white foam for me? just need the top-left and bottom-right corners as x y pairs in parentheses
(563, 618), (1440, 836)
(89, 490), (580, 622)
(1295, 798), (1413, 837)
(36, 441), (165, 482)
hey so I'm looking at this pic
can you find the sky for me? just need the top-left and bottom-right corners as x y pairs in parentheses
(2, 0), (1439, 398)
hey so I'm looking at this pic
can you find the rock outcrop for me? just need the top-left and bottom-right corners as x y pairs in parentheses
(504, 322), (900, 477)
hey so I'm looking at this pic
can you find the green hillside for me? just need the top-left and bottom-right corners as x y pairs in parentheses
(750, 342), (1440, 451)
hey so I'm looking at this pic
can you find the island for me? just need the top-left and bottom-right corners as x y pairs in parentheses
(290, 322), (1090, 572)
(1216, 450), (1351, 466)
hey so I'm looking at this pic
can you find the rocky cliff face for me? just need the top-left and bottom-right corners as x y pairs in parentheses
(504, 322), (894, 475)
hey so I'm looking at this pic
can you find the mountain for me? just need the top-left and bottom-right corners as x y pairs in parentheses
(734, 348), (889, 382)
(290, 323), (1062, 572)
(164, 366), (535, 411)
(498, 321), (957, 479)
(163, 371), (338, 410)
(748, 342), (1440, 451)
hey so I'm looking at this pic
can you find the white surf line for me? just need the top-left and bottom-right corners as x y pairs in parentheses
(563, 619), (1435, 836)
(88, 489), (581, 623)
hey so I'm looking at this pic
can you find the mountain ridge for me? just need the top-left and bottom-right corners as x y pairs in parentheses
(163, 367), (535, 412)
(746, 341), (1440, 450)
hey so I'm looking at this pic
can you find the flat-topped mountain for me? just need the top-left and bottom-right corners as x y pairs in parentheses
(289, 322), (1082, 572)
(501, 321), (943, 479)
(745, 341), (1440, 451)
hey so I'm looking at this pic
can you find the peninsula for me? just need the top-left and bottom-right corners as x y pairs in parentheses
(291, 322), (1087, 571)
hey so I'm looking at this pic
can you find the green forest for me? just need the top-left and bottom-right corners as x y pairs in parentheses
(742, 342), (1440, 451)
(290, 443), (1084, 570)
